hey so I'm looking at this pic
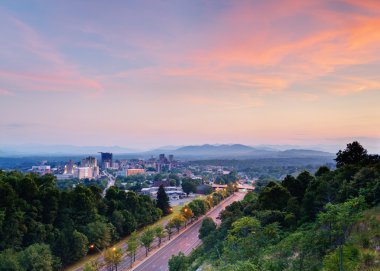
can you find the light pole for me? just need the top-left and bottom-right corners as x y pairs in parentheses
(89, 244), (103, 255)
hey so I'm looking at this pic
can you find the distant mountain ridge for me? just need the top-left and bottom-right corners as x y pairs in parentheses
(0, 143), (335, 160)
(166, 144), (334, 159)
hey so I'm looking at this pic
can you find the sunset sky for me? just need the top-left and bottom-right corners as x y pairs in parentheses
(0, 0), (379, 152)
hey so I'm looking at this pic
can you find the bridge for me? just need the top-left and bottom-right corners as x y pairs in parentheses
(212, 183), (255, 191)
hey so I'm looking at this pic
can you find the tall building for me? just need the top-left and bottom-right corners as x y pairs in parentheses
(159, 153), (165, 161)
(64, 160), (76, 174)
(74, 167), (93, 179)
(100, 152), (113, 168)
(168, 154), (174, 162)
(82, 156), (97, 167)
(81, 156), (99, 178)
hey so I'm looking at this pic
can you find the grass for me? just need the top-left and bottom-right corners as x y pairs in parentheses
(64, 205), (182, 271)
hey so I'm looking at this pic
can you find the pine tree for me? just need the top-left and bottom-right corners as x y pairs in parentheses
(156, 185), (171, 215)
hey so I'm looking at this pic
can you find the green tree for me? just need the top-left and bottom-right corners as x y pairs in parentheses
(335, 141), (368, 168)
(171, 215), (186, 233)
(0, 249), (22, 271)
(126, 231), (139, 266)
(86, 222), (111, 249)
(199, 217), (216, 240)
(70, 230), (89, 262)
(18, 243), (60, 271)
(181, 206), (194, 226)
(258, 183), (291, 211)
(156, 185), (171, 215)
(154, 225), (167, 247)
(168, 252), (188, 271)
(140, 228), (155, 257)
(182, 180), (196, 196)
(229, 217), (260, 238)
(323, 245), (360, 271)
(317, 197), (365, 271)
(166, 221), (174, 240)
(83, 260), (102, 271)
(104, 247), (123, 271)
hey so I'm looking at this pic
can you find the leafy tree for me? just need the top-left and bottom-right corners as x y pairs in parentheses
(126, 231), (139, 265)
(82, 260), (102, 271)
(166, 221), (175, 240)
(258, 183), (291, 211)
(111, 210), (126, 236)
(104, 247), (123, 271)
(199, 217), (216, 240)
(181, 206), (194, 226)
(335, 141), (368, 168)
(156, 185), (171, 215)
(0, 249), (22, 271)
(70, 230), (89, 262)
(182, 180), (197, 196)
(168, 252), (188, 271)
(315, 166), (331, 177)
(229, 217), (260, 238)
(168, 174), (181, 187)
(317, 197), (365, 271)
(323, 245), (360, 271)
(85, 222), (111, 249)
(171, 214), (186, 233)
(18, 243), (60, 271)
(140, 228), (155, 257)
(154, 225), (167, 247)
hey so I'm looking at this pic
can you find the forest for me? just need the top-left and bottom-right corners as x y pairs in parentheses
(169, 141), (380, 271)
(0, 172), (163, 269)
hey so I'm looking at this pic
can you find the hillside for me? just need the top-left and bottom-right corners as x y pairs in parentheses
(168, 141), (380, 271)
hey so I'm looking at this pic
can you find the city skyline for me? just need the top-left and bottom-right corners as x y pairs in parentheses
(0, 1), (379, 151)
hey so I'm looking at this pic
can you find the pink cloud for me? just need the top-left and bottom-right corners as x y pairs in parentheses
(0, 12), (103, 96)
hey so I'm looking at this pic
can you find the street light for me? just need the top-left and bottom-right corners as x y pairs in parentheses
(89, 244), (103, 256)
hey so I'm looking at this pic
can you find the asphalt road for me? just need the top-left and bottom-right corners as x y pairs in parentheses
(131, 191), (246, 271)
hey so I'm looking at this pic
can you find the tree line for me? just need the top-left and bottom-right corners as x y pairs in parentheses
(0, 173), (163, 270)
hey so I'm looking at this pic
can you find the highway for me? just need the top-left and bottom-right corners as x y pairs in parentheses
(130, 191), (246, 271)
(102, 171), (115, 196)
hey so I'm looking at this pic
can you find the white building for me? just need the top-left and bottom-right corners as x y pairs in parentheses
(75, 167), (93, 179)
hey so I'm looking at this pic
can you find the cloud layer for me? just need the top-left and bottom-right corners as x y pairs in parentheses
(0, 0), (379, 150)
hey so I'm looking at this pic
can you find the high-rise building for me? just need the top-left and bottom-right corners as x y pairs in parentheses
(159, 153), (165, 161)
(64, 160), (76, 174)
(82, 156), (97, 167)
(168, 154), (174, 162)
(75, 167), (93, 179)
(100, 152), (113, 168)
(80, 156), (99, 178)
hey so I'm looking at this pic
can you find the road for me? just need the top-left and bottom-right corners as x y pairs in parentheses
(102, 171), (115, 196)
(131, 191), (246, 271)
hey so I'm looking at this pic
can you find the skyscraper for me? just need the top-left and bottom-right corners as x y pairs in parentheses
(100, 152), (113, 169)
(82, 156), (97, 167)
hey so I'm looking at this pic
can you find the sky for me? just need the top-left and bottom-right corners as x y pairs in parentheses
(0, 0), (379, 152)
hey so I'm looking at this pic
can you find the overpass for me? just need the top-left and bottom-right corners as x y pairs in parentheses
(212, 183), (255, 191)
